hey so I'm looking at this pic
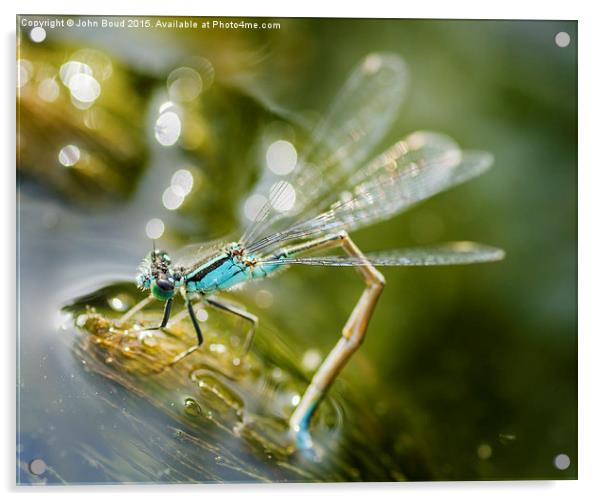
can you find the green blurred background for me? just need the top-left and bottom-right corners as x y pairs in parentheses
(17, 16), (577, 482)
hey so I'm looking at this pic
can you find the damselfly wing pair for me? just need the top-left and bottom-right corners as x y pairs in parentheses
(123, 53), (504, 449)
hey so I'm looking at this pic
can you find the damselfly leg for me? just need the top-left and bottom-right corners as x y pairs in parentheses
(280, 231), (385, 448)
(167, 293), (257, 361)
(146, 298), (173, 330)
(205, 297), (258, 355)
(169, 297), (204, 366)
(116, 296), (173, 331)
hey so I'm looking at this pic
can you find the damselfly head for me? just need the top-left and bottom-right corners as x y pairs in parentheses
(136, 249), (176, 301)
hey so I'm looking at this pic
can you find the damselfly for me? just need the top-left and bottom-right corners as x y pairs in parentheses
(121, 53), (504, 449)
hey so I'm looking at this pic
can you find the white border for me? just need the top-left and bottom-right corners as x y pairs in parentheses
(4, 1), (597, 500)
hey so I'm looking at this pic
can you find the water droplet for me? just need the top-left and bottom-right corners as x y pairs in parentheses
(209, 343), (227, 354)
(184, 397), (202, 417)
(108, 294), (131, 312)
(140, 332), (158, 348)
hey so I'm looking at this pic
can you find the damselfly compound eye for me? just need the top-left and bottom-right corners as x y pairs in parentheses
(151, 278), (175, 301)
(156, 279), (174, 292)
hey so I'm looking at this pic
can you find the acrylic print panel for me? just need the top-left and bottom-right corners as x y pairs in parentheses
(16, 15), (577, 484)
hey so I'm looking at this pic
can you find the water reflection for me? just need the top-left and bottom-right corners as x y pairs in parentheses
(58, 281), (391, 482)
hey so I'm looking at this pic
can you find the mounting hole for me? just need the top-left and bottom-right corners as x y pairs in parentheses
(555, 32), (571, 48)
(554, 453), (571, 470)
(28, 458), (47, 476)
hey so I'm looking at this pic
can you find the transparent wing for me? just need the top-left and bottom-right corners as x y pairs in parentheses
(172, 239), (227, 271)
(247, 131), (493, 254)
(258, 242), (505, 267)
(240, 53), (409, 246)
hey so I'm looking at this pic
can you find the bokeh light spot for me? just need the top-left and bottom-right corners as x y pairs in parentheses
(162, 186), (185, 210)
(243, 193), (268, 222)
(269, 181), (296, 212)
(155, 111), (181, 146)
(363, 53), (382, 74)
(171, 169), (194, 196)
(255, 289), (274, 309)
(67, 73), (101, 103)
(58, 145), (81, 167)
(266, 140), (297, 176)
(59, 61), (92, 86)
(477, 443), (492, 460)
(17, 59), (33, 88)
(301, 349), (322, 372)
(145, 218), (165, 239)
(167, 67), (203, 102)
(71, 48), (113, 81)
(38, 78), (60, 102)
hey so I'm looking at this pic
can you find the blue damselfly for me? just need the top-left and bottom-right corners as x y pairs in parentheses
(122, 53), (504, 449)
